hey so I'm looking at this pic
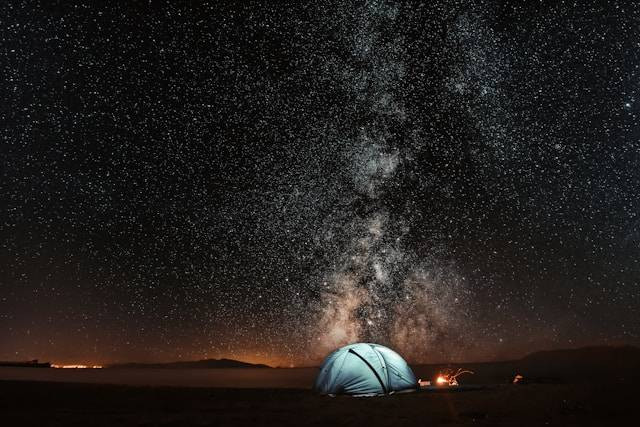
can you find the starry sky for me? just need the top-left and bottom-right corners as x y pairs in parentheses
(1, 0), (639, 366)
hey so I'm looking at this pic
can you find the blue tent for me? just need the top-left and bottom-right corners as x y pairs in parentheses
(313, 343), (418, 396)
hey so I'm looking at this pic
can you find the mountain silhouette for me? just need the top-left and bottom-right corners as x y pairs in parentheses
(107, 358), (270, 369)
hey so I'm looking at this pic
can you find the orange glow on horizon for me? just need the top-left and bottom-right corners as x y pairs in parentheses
(52, 364), (103, 369)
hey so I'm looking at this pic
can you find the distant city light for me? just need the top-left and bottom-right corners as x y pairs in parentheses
(51, 364), (103, 369)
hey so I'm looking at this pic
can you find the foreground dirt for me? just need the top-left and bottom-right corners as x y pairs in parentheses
(0, 380), (635, 426)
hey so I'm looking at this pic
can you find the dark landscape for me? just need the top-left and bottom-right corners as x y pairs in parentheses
(2, 346), (639, 426)
(1, 379), (635, 426)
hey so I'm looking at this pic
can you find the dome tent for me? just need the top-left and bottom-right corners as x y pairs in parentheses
(313, 343), (418, 396)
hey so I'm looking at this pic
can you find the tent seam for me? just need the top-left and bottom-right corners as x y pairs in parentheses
(370, 344), (390, 390)
(348, 348), (388, 394)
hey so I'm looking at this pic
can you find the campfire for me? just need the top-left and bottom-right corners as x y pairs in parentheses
(434, 368), (474, 386)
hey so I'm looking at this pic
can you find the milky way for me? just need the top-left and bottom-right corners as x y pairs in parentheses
(312, 1), (473, 361)
(1, 1), (639, 365)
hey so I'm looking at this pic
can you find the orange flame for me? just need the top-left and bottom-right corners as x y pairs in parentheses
(435, 368), (474, 386)
(435, 375), (449, 385)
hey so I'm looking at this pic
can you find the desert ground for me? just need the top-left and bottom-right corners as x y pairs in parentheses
(1, 377), (636, 426)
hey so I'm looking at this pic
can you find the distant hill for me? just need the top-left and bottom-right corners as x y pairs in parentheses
(107, 358), (270, 369)
(522, 345), (640, 365)
(0, 360), (51, 368)
(517, 345), (640, 380)
(412, 345), (640, 384)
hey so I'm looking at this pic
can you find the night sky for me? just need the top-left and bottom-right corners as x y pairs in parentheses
(1, 1), (639, 366)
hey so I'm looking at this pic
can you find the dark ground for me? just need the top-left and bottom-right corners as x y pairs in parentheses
(1, 379), (636, 426)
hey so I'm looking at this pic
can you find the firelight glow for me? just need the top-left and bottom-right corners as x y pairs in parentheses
(435, 376), (449, 386)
